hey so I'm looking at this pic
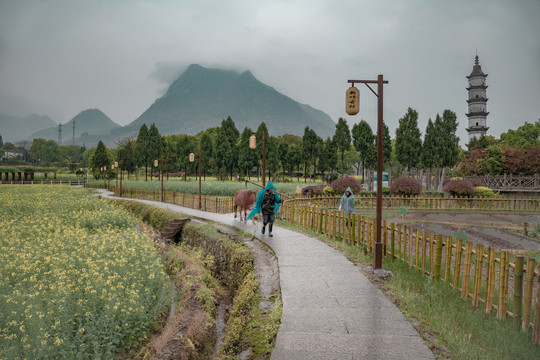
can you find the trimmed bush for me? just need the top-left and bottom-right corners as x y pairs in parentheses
(301, 184), (326, 196)
(389, 176), (422, 196)
(323, 186), (335, 196)
(330, 176), (363, 194)
(443, 178), (475, 197)
(474, 186), (496, 197)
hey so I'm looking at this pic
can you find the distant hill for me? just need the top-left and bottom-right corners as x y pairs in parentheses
(0, 114), (57, 143)
(123, 64), (336, 137)
(30, 109), (120, 144)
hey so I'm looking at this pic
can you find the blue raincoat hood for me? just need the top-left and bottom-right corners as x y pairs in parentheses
(247, 181), (281, 220)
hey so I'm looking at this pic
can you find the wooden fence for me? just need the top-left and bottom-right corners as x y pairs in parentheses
(0, 179), (86, 186)
(291, 194), (540, 212)
(111, 187), (235, 214)
(283, 203), (540, 344)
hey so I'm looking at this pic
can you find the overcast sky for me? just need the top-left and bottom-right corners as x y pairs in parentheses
(1, 0), (539, 146)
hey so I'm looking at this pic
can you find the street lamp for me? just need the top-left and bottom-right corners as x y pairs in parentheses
(346, 75), (388, 270)
(114, 161), (119, 190)
(154, 158), (164, 202)
(249, 132), (266, 187)
(189, 150), (202, 209)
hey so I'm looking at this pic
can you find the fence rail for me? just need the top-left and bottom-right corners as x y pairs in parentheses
(0, 179), (86, 186)
(86, 184), (540, 344)
(468, 174), (540, 192)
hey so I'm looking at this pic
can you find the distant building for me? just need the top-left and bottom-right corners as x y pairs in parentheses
(1, 149), (24, 161)
(466, 55), (489, 142)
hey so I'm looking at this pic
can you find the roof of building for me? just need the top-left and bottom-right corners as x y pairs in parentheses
(466, 55), (488, 79)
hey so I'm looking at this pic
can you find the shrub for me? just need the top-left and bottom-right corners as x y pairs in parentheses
(423, 191), (444, 196)
(389, 176), (422, 196)
(301, 185), (326, 196)
(330, 176), (363, 194)
(474, 186), (496, 197)
(323, 186), (335, 196)
(443, 178), (475, 197)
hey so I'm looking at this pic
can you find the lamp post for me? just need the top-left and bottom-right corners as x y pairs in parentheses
(189, 150), (202, 209)
(114, 161), (119, 190)
(154, 158), (164, 202)
(249, 132), (266, 187)
(119, 160), (123, 197)
(346, 75), (388, 270)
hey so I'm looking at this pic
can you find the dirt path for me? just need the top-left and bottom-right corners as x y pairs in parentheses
(387, 211), (540, 250)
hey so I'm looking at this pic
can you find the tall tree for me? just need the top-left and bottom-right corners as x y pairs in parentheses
(148, 123), (163, 180)
(318, 137), (338, 181)
(200, 131), (214, 180)
(135, 124), (150, 181)
(287, 144), (302, 180)
(237, 127), (256, 178)
(351, 120), (375, 182)
(395, 107), (422, 174)
(301, 126), (320, 181)
(278, 140), (289, 178)
(499, 120), (540, 149)
(266, 136), (280, 181)
(89, 140), (112, 179)
(115, 137), (137, 178)
(219, 117), (239, 180)
(30, 138), (61, 163)
(333, 118), (351, 173)
(255, 122), (269, 182)
(421, 118), (441, 190)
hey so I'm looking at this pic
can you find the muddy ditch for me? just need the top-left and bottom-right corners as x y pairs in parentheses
(139, 219), (281, 360)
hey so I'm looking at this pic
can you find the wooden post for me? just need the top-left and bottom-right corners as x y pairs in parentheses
(415, 229), (421, 269)
(522, 258), (536, 331)
(434, 235), (444, 281)
(472, 244), (484, 307)
(444, 236), (453, 283)
(422, 230), (428, 276)
(498, 251), (508, 319)
(390, 223), (395, 262)
(462, 242), (473, 298)
(513, 256), (524, 326)
(533, 262), (540, 344)
(485, 248), (496, 314)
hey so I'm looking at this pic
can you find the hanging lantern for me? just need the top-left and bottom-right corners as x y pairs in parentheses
(115, 161), (118, 167)
(189, 152), (195, 162)
(345, 86), (360, 115)
(154, 159), (158, 167)
(104, 166), (107, 171)
(111, 164), (114, 170)
(249, 135), (256, 149)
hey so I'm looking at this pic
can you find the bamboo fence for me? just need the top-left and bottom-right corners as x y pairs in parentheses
(280, 200), (540, 344)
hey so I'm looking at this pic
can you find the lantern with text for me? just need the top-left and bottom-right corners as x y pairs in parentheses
(189, 151), (202, 209)
(189, 152), (195, 163)
(346, 86), (360, 115)
(249, 135), (256, 149)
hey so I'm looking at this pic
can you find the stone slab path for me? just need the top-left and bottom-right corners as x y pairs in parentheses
(98, 190), (434, 359)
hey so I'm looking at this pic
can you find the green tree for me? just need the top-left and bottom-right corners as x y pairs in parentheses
(135, 124), (150, 180)
(499, 120), (540, 149)
(421, 118), (442, 190)
(467, 135), (498, 150)
(351, 120), (375, 182)
(301, 126), (320, 181)
(237, 127), (257, 178)
(254, 122), (269, 182)
(30, 138), (61, 163)
(478, 145), (504, 175)
(333, 117), (351, 173)
(278, 140), (289, 177)
(200, 131), (214, 180)
(148, 123), (163, 180)
(395, 107), (422, 174)
(266, 136), (280, 181)
(287, 144), (302, 180)
(116, 137), (137, 177)
(318, 137), (338, 181)
(89, 141), (112, 179)
(218, 117), (239, 180)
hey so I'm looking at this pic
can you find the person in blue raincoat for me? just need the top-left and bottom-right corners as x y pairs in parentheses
(339, 187), (355, 215)
(247, 181), (281, 237)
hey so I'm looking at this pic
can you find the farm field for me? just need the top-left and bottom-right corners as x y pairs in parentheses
(88, 177), (323, 196)
(0, 186), (167, 359)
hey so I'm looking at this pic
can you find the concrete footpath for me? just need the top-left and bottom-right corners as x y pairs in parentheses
(98, 190), (434, 359)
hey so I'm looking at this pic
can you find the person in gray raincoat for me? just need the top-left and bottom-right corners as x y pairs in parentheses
(339, 187), (355, 215)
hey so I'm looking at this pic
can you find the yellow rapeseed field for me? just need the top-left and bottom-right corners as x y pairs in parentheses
(0, 185), (167, 359)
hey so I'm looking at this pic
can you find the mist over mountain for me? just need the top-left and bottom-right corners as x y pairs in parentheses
(29, 109), (120, 144)
(124, 64), (336, 137)
(0, 114), (57, 143)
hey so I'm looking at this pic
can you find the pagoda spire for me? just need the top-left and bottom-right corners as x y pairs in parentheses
(465, 54), (489, 142)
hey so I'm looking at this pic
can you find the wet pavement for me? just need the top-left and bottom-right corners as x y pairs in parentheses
(98, 190), (434, 359)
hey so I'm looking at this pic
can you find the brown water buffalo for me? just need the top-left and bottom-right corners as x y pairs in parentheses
(234, 189), (258, 221)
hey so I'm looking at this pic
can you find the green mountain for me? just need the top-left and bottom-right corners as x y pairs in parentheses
(29, 109), (120, 144)
(0, 114), (57, 143)
(124, 64), (335, 137)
